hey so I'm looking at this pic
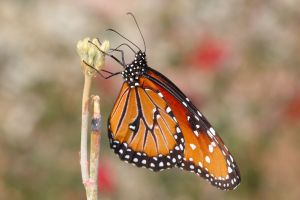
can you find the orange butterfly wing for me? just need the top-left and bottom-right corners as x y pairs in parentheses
(108, 82), (185, 171)
(142, 68), (241, 190)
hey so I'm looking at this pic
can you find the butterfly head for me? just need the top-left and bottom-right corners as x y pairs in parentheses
(121, 51), (148, 87)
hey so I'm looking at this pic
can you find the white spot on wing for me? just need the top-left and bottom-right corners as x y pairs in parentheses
(166, 107), (171, 113)
(197, 111), (202, 117)
(198, 162), (203, 168)
(224, 145), (229, 151)
(159, 162), (164, 167)
(179, 144), (184, 150)
(227, 159), (231, 165)
(173, 117), (178, 123)
(207, 130), (214, 138)
(212, 142), (216, 147)
(190, 143), (196, 150)
(209, 127), (216, 135)
(205, 156), (211, 163)
(193, 130), (199, 137)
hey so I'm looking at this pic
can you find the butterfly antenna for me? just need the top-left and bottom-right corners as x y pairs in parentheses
(106, 28), (141, 52)
(127, 12), (146, 52)
(110, 43), (136, 54)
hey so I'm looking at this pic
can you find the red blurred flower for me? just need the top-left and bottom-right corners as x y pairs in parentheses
(98, 159), (116, 195)
(283, 94), (300, 121)
(188, 38), (229, 70)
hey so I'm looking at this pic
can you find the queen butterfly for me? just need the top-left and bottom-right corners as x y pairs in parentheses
(95, 13), (241, 190)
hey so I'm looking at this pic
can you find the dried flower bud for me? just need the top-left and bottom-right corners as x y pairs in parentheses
(77, 38), (110, 76)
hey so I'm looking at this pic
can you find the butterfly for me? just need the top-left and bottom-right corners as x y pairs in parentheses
(97, 13), (241, 190)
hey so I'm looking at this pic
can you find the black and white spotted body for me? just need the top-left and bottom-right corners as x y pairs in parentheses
(121, 51), (147, 87)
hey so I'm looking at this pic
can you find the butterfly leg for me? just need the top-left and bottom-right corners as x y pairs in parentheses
(109, 48), (126, 66)
(88, 40), (125, 67)
(101, 69), (122, 79)
(82, 60), (121, 79)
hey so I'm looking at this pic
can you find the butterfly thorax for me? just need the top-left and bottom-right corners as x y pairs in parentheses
(121, 51), (147, 87)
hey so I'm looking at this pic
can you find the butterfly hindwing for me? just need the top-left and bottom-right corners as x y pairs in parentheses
(143, 68), (241, 190)
(108, 82), (185, 171)
(178, 113), (241, 190)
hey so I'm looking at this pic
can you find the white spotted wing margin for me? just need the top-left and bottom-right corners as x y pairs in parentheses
(144, 67), (241, 190)
(179, 112), (241, 190)
(108, 82), (185, 172)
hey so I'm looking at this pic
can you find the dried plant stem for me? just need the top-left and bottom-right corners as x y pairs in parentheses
(78, 38), (109, 200)
(87, 96), (101, 200)
(81, 67), (102, 200)
(81, 71), (92, 186)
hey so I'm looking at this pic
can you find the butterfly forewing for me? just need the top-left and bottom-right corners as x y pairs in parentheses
(108, 82), (185, 171)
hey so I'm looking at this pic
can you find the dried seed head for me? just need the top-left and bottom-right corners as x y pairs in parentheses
(77, 38), (110, 76)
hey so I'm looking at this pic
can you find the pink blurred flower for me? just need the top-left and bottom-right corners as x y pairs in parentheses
(188, 38), (229, 70)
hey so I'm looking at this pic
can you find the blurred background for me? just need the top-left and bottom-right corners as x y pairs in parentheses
(1, 0), (300, 199)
